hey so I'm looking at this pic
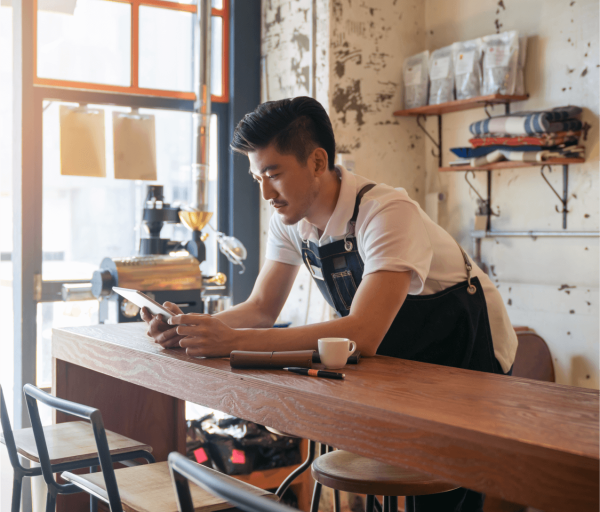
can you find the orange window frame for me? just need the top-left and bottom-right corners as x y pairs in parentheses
(32, 0), (229, 103)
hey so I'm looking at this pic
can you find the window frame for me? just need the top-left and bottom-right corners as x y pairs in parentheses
(32, 0), (230, 103)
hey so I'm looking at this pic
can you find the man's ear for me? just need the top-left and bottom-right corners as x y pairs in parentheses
(310, 147), (329, 176)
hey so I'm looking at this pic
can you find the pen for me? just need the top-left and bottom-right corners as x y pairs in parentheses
(283, 367), (345, 380)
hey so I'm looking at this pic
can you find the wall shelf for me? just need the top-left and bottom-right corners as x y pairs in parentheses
(439, 158), (585, 172)
(393, 94), (529, 117)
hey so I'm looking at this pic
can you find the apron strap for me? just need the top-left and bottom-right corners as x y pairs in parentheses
(343, 184), (377, 251)
(456, 242), (477, 295)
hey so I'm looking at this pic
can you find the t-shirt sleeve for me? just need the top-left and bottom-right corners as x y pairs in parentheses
(265, 213), (303, 266)
(358, 199), (433, 294)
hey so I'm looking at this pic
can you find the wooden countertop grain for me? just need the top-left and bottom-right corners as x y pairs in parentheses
(52, 323), (599, 512)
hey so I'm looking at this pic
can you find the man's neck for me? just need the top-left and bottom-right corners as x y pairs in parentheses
(305, 168), (341, 236)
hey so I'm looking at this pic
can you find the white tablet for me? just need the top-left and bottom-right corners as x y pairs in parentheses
(112, 287), (174, 319)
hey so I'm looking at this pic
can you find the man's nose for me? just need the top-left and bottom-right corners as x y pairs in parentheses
(260, 180), (277, 202)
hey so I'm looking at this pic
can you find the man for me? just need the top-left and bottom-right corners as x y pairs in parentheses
(143, 96), (517, 511)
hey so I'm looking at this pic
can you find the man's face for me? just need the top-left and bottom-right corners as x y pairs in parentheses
(248, 144), (320, 225)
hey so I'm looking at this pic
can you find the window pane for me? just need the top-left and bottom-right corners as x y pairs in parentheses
(139, 6), (194, 92)
(0, 5), (14, 416)
(152, 0), (195, 4)
(37, 0), (131, 86)
(212, 0), (223, 9)
(211, 16), (223, 97)
(41, 103), (219, 280)
(36, 301), (99, 389)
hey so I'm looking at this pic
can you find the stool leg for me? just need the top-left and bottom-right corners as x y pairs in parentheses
(276, 440), (316, 498)
(11, 474), (23, 512)
(45, 491), (57, 512)
(310, 482), (322, 512)
(333, 489), (341, 512)
(365, 495), (375, 512)
(373, 496), (382, 512)
(383, 495), (389, 512)
(389, 496), (398, 512)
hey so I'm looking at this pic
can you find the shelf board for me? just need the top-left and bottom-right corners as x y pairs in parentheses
(393, 94), (529, 117)
(439, 157), (585, 172)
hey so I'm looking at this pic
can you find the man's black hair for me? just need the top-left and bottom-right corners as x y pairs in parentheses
(230, 97), (336, 170)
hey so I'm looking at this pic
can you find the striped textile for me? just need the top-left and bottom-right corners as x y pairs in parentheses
(469, 106), (583, 135)
(469, 131), (580, 148)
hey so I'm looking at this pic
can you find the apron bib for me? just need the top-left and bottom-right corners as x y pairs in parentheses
(301, 183), (501, 374)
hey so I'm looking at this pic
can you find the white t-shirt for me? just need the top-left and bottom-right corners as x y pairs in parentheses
(266, 165), (518, 372)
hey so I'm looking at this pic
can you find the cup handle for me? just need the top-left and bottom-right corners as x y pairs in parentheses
(348, 341), (356, 356)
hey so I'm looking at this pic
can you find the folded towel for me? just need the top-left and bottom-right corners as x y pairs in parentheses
(451, 145), (552, 158)
(469, 131), (580, 147)
(469, 106), (583, 135)
(469, 146), (584, 167)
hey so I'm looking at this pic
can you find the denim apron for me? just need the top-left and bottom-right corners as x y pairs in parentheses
(301, 184), (503, 512)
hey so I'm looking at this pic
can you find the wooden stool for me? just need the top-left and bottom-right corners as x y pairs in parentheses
(63, 460), (275, 512)
(311, 450), (458, 512)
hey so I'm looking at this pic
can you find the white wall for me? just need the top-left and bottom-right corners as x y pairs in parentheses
(260, 0), (599, 389)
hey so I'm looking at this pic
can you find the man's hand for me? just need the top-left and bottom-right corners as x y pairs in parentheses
(141, 301), (185, 348)
(169, 314), (237, 358)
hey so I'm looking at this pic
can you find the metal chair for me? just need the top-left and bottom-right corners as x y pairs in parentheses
(22, 384), (155, 512)
(169, 451), (296, 512)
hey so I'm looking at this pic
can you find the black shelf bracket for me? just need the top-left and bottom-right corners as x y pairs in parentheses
(465, 171), (500, 230)
(416, 114), (442, 167)
(484, 101), (511, 118)
(540, 164), (570, 229)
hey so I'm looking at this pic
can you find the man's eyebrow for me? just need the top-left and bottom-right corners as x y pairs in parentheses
(248, 164), (279, 176)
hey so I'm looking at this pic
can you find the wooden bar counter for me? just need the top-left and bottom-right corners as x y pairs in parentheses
(52, 323), (599, 512)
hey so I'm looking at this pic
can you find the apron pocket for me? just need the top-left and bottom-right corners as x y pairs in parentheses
(332, 270), (358, 310)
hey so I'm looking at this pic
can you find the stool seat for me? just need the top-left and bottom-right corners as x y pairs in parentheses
(311, 450), (458, 496)
(0, 420), (152, 465)
(63, 461), (276, 512)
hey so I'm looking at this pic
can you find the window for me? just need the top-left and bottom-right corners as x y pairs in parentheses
(34, 0), (229, 102)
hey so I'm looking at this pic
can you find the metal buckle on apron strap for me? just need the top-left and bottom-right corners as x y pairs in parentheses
(343, 223), (355, 252)
(456, 243), (477, 295)
(303, 253), (324, 280)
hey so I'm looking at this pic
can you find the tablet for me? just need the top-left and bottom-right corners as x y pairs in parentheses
(112, 287), (174, 319)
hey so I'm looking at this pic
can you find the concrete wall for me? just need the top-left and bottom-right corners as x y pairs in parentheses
(259, 0), (599, 389)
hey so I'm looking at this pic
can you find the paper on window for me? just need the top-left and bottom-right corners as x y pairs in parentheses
(60, 105), (106, 178)
(112, 111), (157, 181)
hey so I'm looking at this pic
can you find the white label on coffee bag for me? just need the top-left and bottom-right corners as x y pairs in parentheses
(485, 46), (510, 68)
(404, 64), (422, 86)
(430, 57), (451, 80)
(455, 50), (475, 75)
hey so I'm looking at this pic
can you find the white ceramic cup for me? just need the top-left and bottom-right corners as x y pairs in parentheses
(318, 338), (357, 369)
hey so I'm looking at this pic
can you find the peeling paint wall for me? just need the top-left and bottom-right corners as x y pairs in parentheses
(260, 0), (332, 326)
(425, 0), (599, 389)
(329, 0), (426, 194)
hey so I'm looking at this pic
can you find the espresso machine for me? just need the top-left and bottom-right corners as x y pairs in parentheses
(88, 184), (246, 323)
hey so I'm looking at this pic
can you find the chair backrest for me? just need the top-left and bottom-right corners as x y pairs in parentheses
(511, 331), (555, 382)
(0, 385), (25, 472)
(168, 452), (296, 512)
(22, 384), (124, 512)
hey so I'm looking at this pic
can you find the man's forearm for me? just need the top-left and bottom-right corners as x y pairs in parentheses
(213, 300), (276, 329)
(231, 314), (381, 356)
